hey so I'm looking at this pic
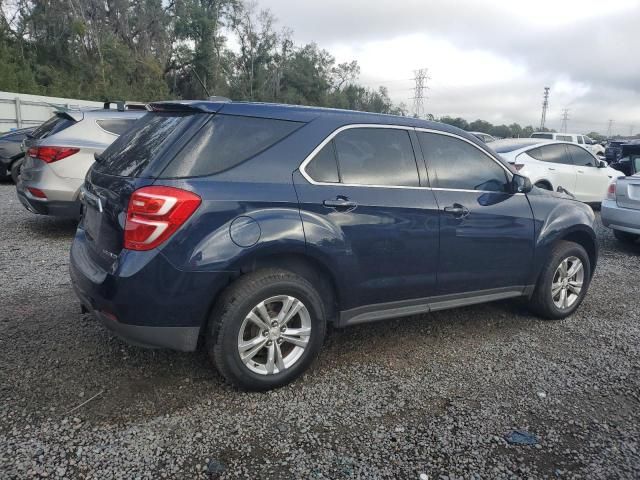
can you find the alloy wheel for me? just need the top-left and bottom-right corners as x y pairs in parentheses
(237, 295), (311, 375)
(551, 256), (584, 309)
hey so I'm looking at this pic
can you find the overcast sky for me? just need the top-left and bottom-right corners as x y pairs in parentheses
(265, 0), (640, 135)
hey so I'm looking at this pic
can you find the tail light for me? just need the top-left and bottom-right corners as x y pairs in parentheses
(27, 187), (47, 199)
(124, 186), (201, 251)
(606, 181), (617, 200)
(27, 146), (79, 163)
(513, 163), (525, 171)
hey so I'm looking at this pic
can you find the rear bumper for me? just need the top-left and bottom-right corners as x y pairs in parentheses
(69, 227), (232, 352)
(16, 180), (81, 217)
(601, 199), (640, 234)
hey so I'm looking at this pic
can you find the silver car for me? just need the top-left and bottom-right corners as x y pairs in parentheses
(602, 167), (640, 244)
(16, 104), (146, 218)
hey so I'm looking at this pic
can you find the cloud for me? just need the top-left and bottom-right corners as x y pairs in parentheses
(264, 0), (640, 133)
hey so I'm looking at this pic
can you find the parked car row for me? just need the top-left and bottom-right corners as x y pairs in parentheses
(10, 98), (637, 391)
(0, 126), (35, 183)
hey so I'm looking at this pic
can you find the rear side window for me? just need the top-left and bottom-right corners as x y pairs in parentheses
(539, 144), (572, 165)
(305, 142), (340, 183)
(332, 128), (419, 187)
(566, 145), (595, 167)
(96, 119), (136, 136)
(31, 114), (75, 139)
(94, 112), (201, 177)
(162, 115), (301, 178)
(418, 132), (509, 192)
(531, 133), (553, 140)
(526, 147), (544, 161)
(577, 136), (584, 144)
(556, 135), (572, 142)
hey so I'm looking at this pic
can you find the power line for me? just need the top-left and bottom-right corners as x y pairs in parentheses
(560, 108), (570, 133)
(410, 68), (430, 119)
(539, 87), (550, 131)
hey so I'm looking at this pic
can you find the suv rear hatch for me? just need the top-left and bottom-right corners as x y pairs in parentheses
(81, 108), (212, 270)
(615, 175), (640, 211)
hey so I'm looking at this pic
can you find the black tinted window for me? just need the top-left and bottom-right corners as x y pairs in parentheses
(540, 144), (572, 165)
(531, 133), (553, 140)
(162, 115), (301, 178)
(566, 145), (595, 167)
(31, 114), (75, 139)
(96, 119), (136, 136)
(577, 136), (584, 144)
(306, 142), (339, 183)
(94, 112), (199, 177)
(527, 147), (544, 161)
(333, 128), (419, 187)
(418, 132), (509, 192)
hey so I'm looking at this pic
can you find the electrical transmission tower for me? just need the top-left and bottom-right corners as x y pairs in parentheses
(539, 87), (550, 131)
(607, 119), (614, 138)
(411, 68), (430, 119)
(560, 108), (570, 133)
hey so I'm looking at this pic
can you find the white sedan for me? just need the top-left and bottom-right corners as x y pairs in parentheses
(492, 139), (623, 204)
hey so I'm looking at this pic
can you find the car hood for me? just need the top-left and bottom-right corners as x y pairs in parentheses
(528, 185), (576, 201)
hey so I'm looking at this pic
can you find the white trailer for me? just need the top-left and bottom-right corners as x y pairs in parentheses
(0, 91), (103, 133)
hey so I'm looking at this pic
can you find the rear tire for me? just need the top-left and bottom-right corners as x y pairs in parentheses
(528, 241), (591, 320)
(206, 269), (326, 391)
(10, 158), (23, 184)
(613, 229), (639, 244)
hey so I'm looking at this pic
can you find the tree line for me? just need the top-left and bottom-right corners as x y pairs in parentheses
(0, 0), (405, 115)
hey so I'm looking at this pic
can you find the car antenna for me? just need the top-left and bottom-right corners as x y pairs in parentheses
(190, 66), (211, 98)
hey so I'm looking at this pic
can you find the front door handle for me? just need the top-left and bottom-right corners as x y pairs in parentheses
(444, 204), (470, 218)
(323, 196), (357, 212)
(548, 167), (556, 171)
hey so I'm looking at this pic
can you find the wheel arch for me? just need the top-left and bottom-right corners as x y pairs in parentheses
(558, 228), (597, 277)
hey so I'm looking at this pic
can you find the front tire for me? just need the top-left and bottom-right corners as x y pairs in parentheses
(613, 229), (639, 244)
(528, 241), (591, 320)
(207, 269), (326, 391)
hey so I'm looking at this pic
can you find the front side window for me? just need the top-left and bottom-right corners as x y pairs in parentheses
(539, 144), (573, 165)
(566, 145), (596, 167)
(418, 132), (509, 192)
(332, 128), (419, 187)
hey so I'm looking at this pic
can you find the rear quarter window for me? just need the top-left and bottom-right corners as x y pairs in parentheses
(96, 119), (137, 136)
(160, 114), (301, 178)
(531, 133), (553, 140)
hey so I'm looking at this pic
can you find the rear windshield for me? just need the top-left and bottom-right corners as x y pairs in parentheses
(93, 112), (202, 177)
(160, 114), (302, 178)
(31, 114), (76, 139)
(531, 133), (553, 140)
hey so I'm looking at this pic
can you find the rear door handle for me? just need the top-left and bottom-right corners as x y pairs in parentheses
(323, 197), (357, 211)
(548, 167), (556, 171)
(444, 204), (470, 218)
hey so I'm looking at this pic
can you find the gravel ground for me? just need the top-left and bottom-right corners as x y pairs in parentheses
(1, 179), (639, 479)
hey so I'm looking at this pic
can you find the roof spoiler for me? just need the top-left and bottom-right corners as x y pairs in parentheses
(148, 98), (231, 114)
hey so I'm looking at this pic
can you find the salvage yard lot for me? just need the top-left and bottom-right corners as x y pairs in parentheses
(0, 179), (639, 479)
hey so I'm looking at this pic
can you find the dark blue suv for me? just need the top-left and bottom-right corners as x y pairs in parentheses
(70, 100), (598, 390)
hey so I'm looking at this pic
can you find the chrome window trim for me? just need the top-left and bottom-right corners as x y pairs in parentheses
(299, 124), (517, 195)
(299, 124), (420, 188)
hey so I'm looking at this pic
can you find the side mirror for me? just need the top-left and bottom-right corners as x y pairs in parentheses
(597, 160), (607, 168)
(512, 174), (532, 194)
